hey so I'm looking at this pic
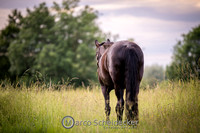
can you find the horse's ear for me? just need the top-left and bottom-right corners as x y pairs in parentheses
(107, 39), (110, 42)
(95, 40), (105, 47)
(95, 40), (100, 47)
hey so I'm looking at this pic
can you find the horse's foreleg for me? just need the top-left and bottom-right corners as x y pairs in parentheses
(101, 86), (111, 121)
(115, 88), (124, 122)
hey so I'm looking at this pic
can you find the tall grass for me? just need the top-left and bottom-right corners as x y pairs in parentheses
(0, 80), (199, 133)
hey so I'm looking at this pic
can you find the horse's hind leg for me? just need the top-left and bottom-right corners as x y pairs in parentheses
(125, 84), (139, 125)
(125, 95), (139, 123)
(115, 87), (124, 122)
(101, 86), (111, 121)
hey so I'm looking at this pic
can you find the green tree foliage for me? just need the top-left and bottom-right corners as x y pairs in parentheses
(166, 25), (200, 80)
(8, 3), (55, 76)
(2, 0), (107, 85)
(35, 1), (106, 85)
(0, 9), (22, 79)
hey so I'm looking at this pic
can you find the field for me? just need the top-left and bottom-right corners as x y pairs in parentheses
(0, 80), (200, 133)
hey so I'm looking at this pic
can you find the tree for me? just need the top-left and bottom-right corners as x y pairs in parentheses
(35, 1), (106, 85)
(7, 0), (107, 86)
(8, 3), (55, 77)
(0, 9), (22, 80)
(166, 25), (200, 80)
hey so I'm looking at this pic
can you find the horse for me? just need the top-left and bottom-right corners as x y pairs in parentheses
(95, 39), (144, 123)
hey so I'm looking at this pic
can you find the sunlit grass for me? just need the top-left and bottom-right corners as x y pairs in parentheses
(0, 80), (199, 133)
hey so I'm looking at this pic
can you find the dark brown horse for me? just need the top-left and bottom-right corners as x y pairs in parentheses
(95, 39), (144, 123)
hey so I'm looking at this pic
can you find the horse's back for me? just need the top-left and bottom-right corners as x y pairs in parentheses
(108, 41), (143, 67)
(107, 41), (144, 87)
(111, 41), (143, 58)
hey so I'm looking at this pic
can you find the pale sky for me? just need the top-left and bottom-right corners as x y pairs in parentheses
(0, 0), (200, 67)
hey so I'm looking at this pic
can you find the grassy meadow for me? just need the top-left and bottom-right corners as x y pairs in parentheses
(0, 80), (199, 133)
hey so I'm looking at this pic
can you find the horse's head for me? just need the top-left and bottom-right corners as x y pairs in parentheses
(95, 39), (113, 64)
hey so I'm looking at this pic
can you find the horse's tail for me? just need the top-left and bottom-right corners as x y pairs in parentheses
(125, 48), (139, 101)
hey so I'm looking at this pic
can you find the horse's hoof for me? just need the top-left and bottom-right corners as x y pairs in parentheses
(106, 117), (110, 121)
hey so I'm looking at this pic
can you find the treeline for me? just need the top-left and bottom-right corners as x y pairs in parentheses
(0, 0), (109, 86)
(166, 25), (200, 81)
(141, 25), (200, 89)
(141, 64), (165, 89)
(0, 0), (199, 87)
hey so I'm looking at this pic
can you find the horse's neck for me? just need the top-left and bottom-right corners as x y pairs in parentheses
(102, 52), (109, 71)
